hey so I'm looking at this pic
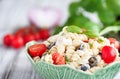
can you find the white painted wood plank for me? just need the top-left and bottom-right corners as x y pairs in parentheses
(5, 48), (41, 79)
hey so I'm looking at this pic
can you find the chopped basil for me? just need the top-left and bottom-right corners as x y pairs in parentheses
(65, 56), (70, 63)
(66, 25), (82, 33)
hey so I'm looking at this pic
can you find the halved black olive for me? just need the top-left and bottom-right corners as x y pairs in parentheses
(47, 42), (56, 50)
(80, 64), (90, 71)
(88, 56), (98, 67)
(77, 44), (84, 50)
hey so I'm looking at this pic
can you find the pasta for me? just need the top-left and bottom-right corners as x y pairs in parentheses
(33, 27), (120, 73)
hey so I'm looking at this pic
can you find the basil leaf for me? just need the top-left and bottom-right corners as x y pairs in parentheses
(84, 30), (100, 38)
(100, 26), (120, 35)
(106, 0), (120, 15)
(81, 22), (102, 38)
(66, 25), (82, 33)
(80, 0), (106, 12)
(98, 37), (104, 43)
(69, 1), (80, 16)
(80, 21), (102, 33)
(98, 8), (116, 25)
(65, 14), (90, 27)
(65, 56), (69, 63)
(79, 0), (97, 12)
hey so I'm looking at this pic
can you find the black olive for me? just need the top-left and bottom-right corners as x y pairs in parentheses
(80, 64), (90, 71)
(77, 44), (84, 50)
(88, 56), (98, 67)
(98, 52), (102, 55)
(47, 42), (56, 50)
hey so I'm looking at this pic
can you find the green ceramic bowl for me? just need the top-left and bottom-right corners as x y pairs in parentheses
(26, 41), (120, 79)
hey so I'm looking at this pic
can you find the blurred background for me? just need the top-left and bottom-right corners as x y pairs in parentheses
(0, 0), (72, 30)
(0, 0), (120, 79)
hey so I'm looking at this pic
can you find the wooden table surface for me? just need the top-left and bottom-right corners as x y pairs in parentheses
(0, 0), (120, 79)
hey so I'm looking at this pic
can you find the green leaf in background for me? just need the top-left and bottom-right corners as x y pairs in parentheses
(65, 14), (90, 27)
(106, 0), (120, 15)
(79, 0), (106, 12)
(79, 0), (97, 12)
(97, 8), (116, 25)
(81, 22), (101, 38)
(66, 25), (82, 33)
(80, 21), (102, 33)
(114, 20), (120, 25)
(69, 1), (80, 16)
(100, 26), (120, 35)
(54, 0), (120, 41)
(53, 26), (63, 35)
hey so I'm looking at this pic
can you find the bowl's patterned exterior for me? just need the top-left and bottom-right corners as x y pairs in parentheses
(26, 41), (120, 79)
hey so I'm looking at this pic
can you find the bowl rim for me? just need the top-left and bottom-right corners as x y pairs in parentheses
(25, 41), (120, 76)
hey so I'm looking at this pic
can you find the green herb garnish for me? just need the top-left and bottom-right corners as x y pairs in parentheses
(66, 25), (82, 33)
(84, 30), (99, 38)
(65, 56), (70, 63)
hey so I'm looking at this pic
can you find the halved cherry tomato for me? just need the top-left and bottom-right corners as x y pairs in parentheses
(28, 44), (46, 57)
(109, 38), (120, 50)
(52, 52), (66, 65)
(52, 52), (60, 61)
(102, 46), (117, 64)
(11, 36), (24, 48)
(3, 34), (14, 46)
(56, 56), (66, 65)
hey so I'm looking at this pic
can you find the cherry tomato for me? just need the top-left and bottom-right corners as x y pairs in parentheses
(56, 56), (66, 65)
(109, 38), (120, 50)
(3, 34), (14, 46)
(15, 26), (37, 37)
(29, 26), (40, 34)
(34, 32), (41, 41)
(28, 44), (46, 57)
(23, 34), (35, 44)
(15, 27), (28, 37)
(11, 36), (24, 48)
(52, 52), (60, 61)
(102, 46), (117, 64)
(52, 52), (66, 65)
(39, 29), (50, 40)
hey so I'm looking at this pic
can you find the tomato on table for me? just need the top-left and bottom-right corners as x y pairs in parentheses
(101, 46), (117, 64)
(29, 26), (40, 34)
(15, 27), (29, 37)
(28, 44), (46, 57)
(3, 25), (50, 49)
(39, 29), (50, 40)
(23, 34), (35, 44)
(11, 36), (24, 48)
(3, 34), (14, 46)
